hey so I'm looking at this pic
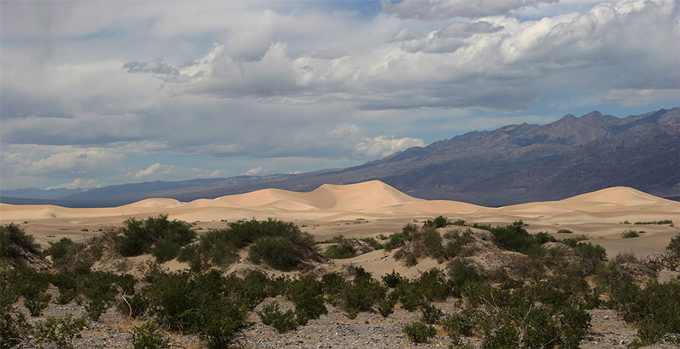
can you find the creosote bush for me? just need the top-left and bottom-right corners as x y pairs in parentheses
(179, 218), (320, 271)
(116, 214), (195, 262)
(257, 301), (298, 333)
(402, 322), (437, 343)
(33, 314), (86, 349)
(132, 320), (170, 349)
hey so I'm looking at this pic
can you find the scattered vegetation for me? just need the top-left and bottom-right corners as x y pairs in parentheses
(178, 218), (321, 271)
(1, 216), (678, 348)
(115, 214), (196, 262)
(622, 230), (641, 238)
(635, 219), (673, 225)
(403, 322), (437, 343)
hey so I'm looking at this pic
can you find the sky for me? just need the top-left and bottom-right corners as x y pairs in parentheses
(1, 0), (678, 191)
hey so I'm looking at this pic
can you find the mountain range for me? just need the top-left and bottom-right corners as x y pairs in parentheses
(2, 107), (678, 207)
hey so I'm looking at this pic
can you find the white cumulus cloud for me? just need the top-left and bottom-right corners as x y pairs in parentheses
(355, 136), (426, 158)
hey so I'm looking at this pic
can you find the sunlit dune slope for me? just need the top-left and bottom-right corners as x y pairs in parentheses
(1, 182), (678, 225)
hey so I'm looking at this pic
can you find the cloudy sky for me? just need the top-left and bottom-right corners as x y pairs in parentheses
(1, 0), (678, 190)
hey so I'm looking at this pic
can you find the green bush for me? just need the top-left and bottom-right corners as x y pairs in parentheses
(44, 237), (81, 268)
(384, 223), (418, 251)
(622, 230), (640, 239)
(289, 276), (327, 322)
(338, 267), (386, 315)
(257, 301), (298, 333)
(414, 268), (451, 302)
(420, 303), (444, 324)
(557, 228), (574, 234)
(187, 298), (253, 349)
(448, 259), (481, 296)
(378, 298), (397, 318)
(608, 278), (680, 345)
(381, 269), (405, 288)
(360, 237), (383, 250)
(667, 234), (680, 256)
(33, 314), (86, 349)
(116, 214), (195, 257)
(151, 239), (181, 263)
(132, 320), (170, 349)
(402, 322), (437, 343)
(443, 309), (478, 337)
(443, 228), (476, 259)
(324, 236), (356, 259)
(24, 292), (51, 317)
(0, 262), (31, 348)
(0, 224), (40, 260)
(179, 218), (319, 271)
(249, 236), (303, 271)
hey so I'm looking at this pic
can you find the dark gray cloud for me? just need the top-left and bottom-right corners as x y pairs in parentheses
(381, 0), (558, 20)
(123, 59), (179, 75)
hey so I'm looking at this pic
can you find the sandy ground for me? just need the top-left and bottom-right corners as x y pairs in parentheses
(2, 181), (679, 273)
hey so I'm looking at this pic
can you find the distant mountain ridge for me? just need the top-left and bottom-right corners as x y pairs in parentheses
(2, 107), (678, 207)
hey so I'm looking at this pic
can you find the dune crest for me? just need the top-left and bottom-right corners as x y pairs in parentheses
(563, 186), (669, 206)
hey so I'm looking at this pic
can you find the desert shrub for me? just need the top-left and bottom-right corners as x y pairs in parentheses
(489, 220), (536, 253)
(44, 237), (82, 268)
(116, 214), (195, 258)
(84, 286), (115, 321)
(177, 233), (239, 272)
(289, 275), (327, 322)
(402, 322), (437, 343)
(667, 234), (680, 256)
(257, 301), (298, 333)
(320, 272), (347, 305)
(443, 228), (476, 258)
(0, 263), (31, 348)
(132, 320), (170, 349)
(24, 292), (51, 317)
(384, 223), (418, 251)
(451, 219), (467, 226)
(0, 224), (40, 261)
(608, 278), (680, 345)
(117, 293), (149, 318)
(423, 216), (449, 228)
(115, 215), (196, 260)
(14, 270), (51, 317)
(420, 303), (444, 324)
(338, 267), (386, 316)
(151, 239), (182, 263)
(460, 278), (592, 348)
(443, 309), (478, 338)
(556, 228), (574, 234)
(249, 236), (303, 271)
(324, 235), (356, 259)
(414, 268), (451, 302)
(382, 269), (405, 288)
(186, 297), (253, 349)
(635, 220), (673, 225)
(360, 237), (383, 250)
(142, 270), (254, 347)
(33, 314), (86, 349)
(448, 259), (482, 296)
(571, 242), (607, 276)
(392, 281), (426, 311)
(404, 253), (418, 267)
(421, 227), (445, 259)
(622, 230), (640, 239)
(180, 219), (319, 271)
(378, 298), (397, 318)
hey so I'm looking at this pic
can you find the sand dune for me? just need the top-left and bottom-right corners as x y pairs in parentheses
(1, 181), (678, 257)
